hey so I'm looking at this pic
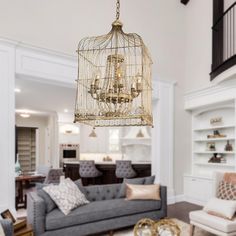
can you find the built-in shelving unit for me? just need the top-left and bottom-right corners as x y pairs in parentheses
(17, 127), (36, 172)
(192, 104), (236, 178)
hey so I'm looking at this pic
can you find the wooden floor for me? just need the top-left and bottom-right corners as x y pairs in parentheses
(168, 201), (202, 223)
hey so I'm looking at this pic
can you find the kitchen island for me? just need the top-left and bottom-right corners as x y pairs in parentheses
(63, 161), (151, 185)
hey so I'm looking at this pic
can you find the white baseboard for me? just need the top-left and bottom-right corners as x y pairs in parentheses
(167, 194), (185, 205)
(184, 196), (205, 206)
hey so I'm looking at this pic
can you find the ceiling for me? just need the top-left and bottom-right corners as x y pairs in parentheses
(15, 78), (76, 115)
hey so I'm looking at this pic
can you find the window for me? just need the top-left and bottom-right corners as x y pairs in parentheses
(109, 129), (120, 152)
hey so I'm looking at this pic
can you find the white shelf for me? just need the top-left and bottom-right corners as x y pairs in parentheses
(194, 151), (235, 154)
(194, 137), (235, 142)
(193, 124), (235, 131)
(194, 162), (235, 167)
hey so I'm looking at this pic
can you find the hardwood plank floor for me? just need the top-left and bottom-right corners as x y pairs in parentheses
(168, 201), (202, 223)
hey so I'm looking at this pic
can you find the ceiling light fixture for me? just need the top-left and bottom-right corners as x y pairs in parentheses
(64, 109), (69, 113)
(20, 113), (30, 118)
(136, 129), (145, 138)
(89, 127), (97, 138)
(15, 88), (21, 93)
(74, 0), (153, 127)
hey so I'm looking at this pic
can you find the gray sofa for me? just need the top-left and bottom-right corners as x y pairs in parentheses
(0, 219), (13, 236)
(27, 180), (167, 236)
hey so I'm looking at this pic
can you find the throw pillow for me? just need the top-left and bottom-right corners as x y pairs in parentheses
(144, 176), (155, 184)
(74, 179), (87, 195)
(126, 184), (161, 200)
(217, 181), (236, 200)
(43, 178), (89, 215)
(119, 177), (145, 198)
(203, 197), (236, 220)
(224, 173), (236, 185)
(36, 183), (57, 213)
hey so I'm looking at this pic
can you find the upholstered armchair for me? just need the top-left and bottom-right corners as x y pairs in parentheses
(0, 219), (13, 236)
(189, 172), (236, 236)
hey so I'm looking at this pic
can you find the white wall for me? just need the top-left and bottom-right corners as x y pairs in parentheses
(16, 114), (49, 167)
(184, 0), (213, 92)
(0, 42), (15, 213)
(224, 0), (235, 10)
(0, 0), (190, 195)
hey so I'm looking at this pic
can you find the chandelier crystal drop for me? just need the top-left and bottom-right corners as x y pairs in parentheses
(74, 0), (153, 127)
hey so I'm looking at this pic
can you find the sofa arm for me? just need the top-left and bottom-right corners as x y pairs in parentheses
(27, 192), (46, 236)
(160, 186), (167, 218)
(0, 219), (13, 236)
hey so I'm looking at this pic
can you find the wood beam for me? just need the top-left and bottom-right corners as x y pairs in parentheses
(181, 0), (190, 5)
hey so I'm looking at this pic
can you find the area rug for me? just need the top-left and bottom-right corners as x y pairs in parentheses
(103, 218), (214, 236)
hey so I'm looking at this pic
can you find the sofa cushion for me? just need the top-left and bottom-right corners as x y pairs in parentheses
(190, 210), (236, 233)
(74, 179), (87, 195)
(217, 181), (236, 201)
(126, 184), (161, 201)
(36, 183), (57, 213)
(43, 178), (89, 215)
(119, 176), (155, 198)
(45, 198), (161, 231)
(144, 176), (155, 184)
(203, 197), (236, 220)
(36, 180), (87, 213)
(119, 178), (145, 198)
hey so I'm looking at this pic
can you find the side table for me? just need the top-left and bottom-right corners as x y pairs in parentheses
(14, 224), (34, 236)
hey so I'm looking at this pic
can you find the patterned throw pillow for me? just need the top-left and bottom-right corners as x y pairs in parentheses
(43, 178), (89, 215)
(217, 181), (236, 200)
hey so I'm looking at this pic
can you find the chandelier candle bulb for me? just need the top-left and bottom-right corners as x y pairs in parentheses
(74, 0), (153, 127)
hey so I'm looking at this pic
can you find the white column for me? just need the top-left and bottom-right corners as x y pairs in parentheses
(152, 80), (175, 203)
(0, 41), (16, 212)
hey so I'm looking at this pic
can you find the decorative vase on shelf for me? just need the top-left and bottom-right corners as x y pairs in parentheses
(15, 154), (22, 176)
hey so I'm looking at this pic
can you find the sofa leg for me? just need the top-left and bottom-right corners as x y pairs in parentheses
(109, 230), (114, 236)
(189, 224), (195, 236)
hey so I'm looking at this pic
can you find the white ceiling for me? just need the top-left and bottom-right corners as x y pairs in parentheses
(15, 78), (76, 115)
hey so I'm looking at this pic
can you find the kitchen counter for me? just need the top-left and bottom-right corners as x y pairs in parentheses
(63, 160), (151, 165)
(63, 161), (151, 185)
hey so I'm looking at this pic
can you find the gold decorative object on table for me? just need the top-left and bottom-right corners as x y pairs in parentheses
(134, 218), (181, 236)
(74, 0), (153, 127)
(155, 219), (181, 236)
(134, 218), (156, 236)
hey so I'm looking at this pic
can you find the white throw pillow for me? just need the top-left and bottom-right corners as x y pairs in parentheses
(203, 197), (236, 220)
(43, 178), (89, 215)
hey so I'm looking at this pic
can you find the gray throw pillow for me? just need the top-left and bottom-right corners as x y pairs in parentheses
(144, 175), (155, 184)
(119, 177), (145, 198)
(36, 184), (57, 213)
(74, 179), (87, 195)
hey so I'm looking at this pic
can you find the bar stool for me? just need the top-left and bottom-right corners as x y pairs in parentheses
(44, 168), (64, 184)
(79, 160), (102, 185)
(115, 160), (137, 183)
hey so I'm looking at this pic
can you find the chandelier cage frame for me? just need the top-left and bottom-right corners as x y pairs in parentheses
(74, 0), (153, 127)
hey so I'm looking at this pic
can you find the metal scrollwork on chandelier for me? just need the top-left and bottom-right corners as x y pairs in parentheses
(74, 0), (153, 127)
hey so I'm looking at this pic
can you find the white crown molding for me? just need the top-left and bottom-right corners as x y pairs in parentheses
(184, 77), (236, 110)
(15, 46), (77, 85)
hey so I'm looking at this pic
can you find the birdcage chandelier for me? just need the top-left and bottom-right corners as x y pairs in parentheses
(74, 0), (153, 127)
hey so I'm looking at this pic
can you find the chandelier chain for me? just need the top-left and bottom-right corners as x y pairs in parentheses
(116, 0), (120, 20)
